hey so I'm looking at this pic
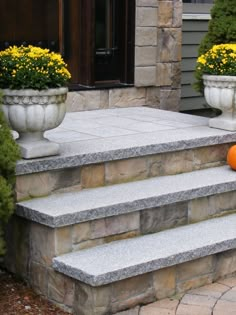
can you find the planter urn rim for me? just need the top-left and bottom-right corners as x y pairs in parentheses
(203, 74), (236, 82)
(2, 87), (68, 97)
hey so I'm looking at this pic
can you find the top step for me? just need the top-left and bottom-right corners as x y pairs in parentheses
(16, 107), (236, 175)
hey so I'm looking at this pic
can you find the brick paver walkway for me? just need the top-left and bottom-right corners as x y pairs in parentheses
(140, 277), (236, 315)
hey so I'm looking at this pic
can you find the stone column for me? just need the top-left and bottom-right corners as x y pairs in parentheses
(135, 0), (182, 111)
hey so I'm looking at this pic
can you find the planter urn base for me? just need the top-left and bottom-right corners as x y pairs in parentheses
(209, 115), (236, 132)
(17, 133), (60, 159)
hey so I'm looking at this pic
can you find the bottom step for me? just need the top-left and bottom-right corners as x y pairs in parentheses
(53, 214), (236, 287)
(49, 214), (236, 314)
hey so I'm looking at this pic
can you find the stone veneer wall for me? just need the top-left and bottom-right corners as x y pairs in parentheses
(67, 0), (182, 112)
(5, 214), (236, 315)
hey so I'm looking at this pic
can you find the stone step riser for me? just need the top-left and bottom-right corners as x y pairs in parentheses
(6, 215), (236, 314)
(16, 142), (231, 201)
(49, 213), (236, 314)
(20, 248), (236, 315)
(72, 250), (236, 315)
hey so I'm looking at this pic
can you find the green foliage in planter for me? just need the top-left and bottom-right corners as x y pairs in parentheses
(0, 92), (20, 255)
(195, 0), (236, 92)
(0, 46), (71, 90)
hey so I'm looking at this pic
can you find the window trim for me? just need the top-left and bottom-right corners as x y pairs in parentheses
(182, 13), (211, 20)
(183, 3), (213, 14)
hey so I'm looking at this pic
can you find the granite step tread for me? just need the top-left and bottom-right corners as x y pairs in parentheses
(16, 165), (236, 228)
(52, 213), (236, 286)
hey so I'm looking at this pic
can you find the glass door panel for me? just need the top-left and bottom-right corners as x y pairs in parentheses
(95, 0), (120, 82)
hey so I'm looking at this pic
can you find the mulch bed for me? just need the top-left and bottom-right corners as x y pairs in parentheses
(0, 269), (71, 315)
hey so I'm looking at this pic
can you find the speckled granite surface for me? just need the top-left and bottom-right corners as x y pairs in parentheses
(15, 107), (236, 175)
(16, 165), (236, 227)
(53, 214), (236, 286)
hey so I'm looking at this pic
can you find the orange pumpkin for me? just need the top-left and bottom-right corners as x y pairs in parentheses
(227, 145), (236, 170)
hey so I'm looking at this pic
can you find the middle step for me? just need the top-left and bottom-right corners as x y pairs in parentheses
(13, 165), (236, 264)
(17, 165), (236, 230)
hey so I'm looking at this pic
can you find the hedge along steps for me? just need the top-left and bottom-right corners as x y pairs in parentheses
(16, 165), (236, 228)
(0, 96), (20, 255)
(52, 213), (236, 286)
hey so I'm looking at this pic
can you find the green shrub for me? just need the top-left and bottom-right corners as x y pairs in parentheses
(0, 92), (20, 255)
(0, 176), (15, 255)
(195, 0), (236, 92)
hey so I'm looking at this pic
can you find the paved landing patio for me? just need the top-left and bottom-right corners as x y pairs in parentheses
(16, 107), (236, 174)
(47, 107), (209, 144)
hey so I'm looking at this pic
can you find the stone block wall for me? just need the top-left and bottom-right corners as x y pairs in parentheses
(31, 249), (236, 314)
(15, 143), (231, 201)
(10, 190), (236, 264)
(5, 215), (236, 315)
(67, 0), (182, 112)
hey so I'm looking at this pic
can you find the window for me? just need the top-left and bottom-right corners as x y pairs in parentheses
(95, 0), (120, 82)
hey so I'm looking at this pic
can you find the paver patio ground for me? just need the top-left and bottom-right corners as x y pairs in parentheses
(140, 277), (236, 315)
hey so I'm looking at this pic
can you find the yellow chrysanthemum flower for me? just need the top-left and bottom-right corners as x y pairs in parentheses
(0, 45), (71, 89)
(196, 43), (236, 77)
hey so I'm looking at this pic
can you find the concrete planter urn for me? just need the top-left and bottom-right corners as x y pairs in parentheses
(203, 75), (236, 131)
(2, 87), (68, 159)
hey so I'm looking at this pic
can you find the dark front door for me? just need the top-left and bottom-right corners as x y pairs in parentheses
(0, 0), (59, 52)
(0, 0), (135, 88)
(75, 0), (135, 88)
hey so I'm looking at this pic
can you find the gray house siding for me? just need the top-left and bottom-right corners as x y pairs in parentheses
(180, 17), (210, 111)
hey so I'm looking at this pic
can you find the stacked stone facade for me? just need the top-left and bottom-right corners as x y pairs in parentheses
(67, 0), (182, 112)
(6, 215), (236, 315)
